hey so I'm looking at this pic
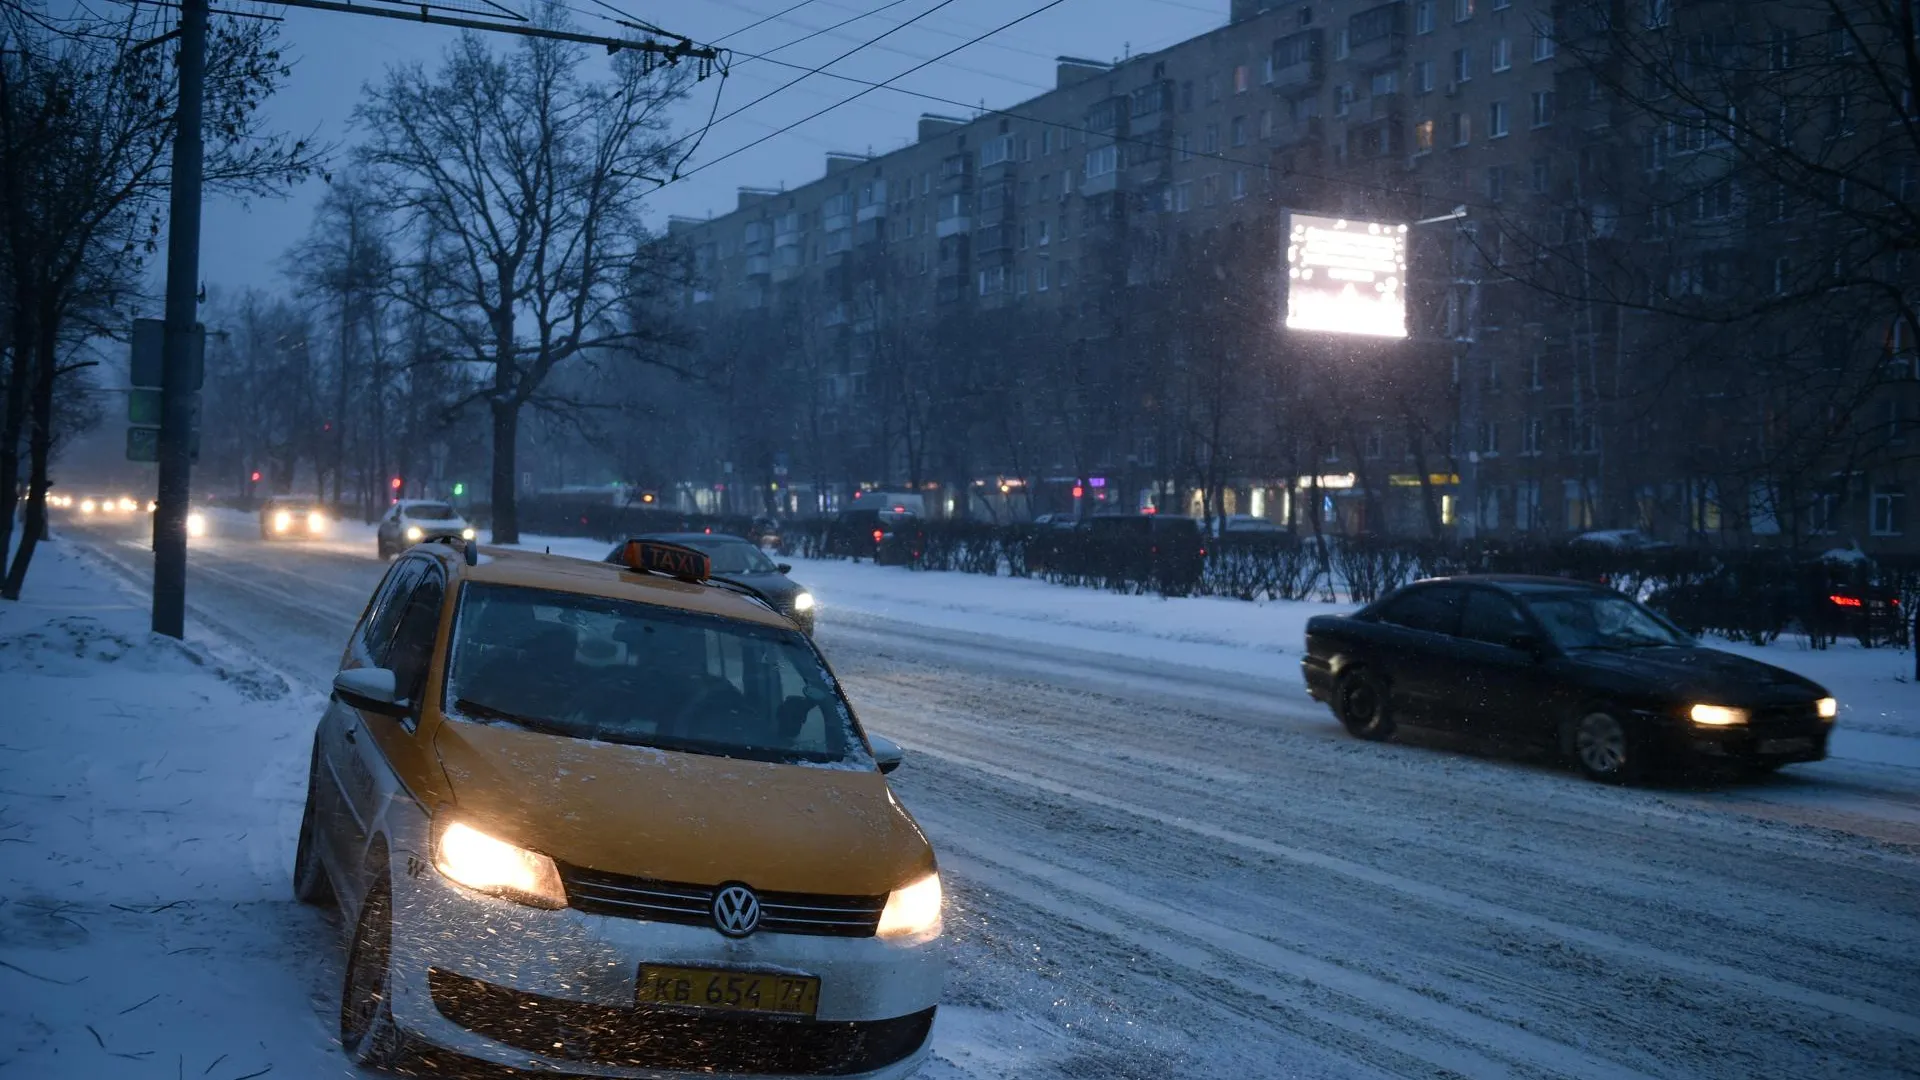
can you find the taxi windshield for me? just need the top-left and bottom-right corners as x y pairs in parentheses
(443, 583), (870, 768)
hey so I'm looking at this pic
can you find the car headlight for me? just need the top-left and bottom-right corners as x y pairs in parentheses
(405, 525), (423, 542)
(307, 511), (327, 534)
(876, 871), (942, 940)
(119, 497), (136, 511)
(461, 527), (475, 540)
(1689, 704), (1748, 727)
(1815, 697), (1837, 720)
(273, 510), (292, 532)
(80, 499), (95, 514)
(792, 591), (815, 613)
(432, 821), (567, 909)
(186, 511), (207, 538)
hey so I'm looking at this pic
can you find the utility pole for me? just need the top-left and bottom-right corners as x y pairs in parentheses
(140, 0), (720, 637)
(151, 0), (208, 639)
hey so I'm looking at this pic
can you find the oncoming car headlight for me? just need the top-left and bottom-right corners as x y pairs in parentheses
(792, 591), (816, 613)
(308, 511), (328, 534)
(1815, 697), (1838, 720)
(461, 527), (476, 540)
(1689, 704), (1748, 727)
(433, 821), (567, 909)
(405, 525), (424, 543)
(876, 871), (942, 940)
(186, 511), (207, 538)
(273, 510), (292, 532)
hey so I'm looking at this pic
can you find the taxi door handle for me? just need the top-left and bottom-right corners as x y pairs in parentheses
(343, 721), (358, 743)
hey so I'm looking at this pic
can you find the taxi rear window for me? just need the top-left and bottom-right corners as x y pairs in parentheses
(442, 583), (872, 768)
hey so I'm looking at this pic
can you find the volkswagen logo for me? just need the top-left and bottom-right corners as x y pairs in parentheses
(711, 884), (762, 937)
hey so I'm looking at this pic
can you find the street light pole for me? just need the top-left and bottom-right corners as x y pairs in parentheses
(151, 0), (208, 639)
(1455, 222), (1483, 542)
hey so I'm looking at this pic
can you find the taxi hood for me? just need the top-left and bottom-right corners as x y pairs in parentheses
(431, 718), (933, 897)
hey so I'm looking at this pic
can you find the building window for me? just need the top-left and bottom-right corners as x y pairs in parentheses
(1829, 13), (1855, 56)
(1262, 55), (1275, 84)
(1872, 485), (1905, 535)
(1451, 111), (1472, 145)
(1492, 37), (1512, 71)
(1415, 119), (1436, 151)
(1415, 59), (1435, 93)
(1885, 399), (1905, 443)
(1489, 100), (1509, 137)
(1232, 170), (1248, 200)
(1231, 116), (1248, 146)
(1522, 417), (1543, 455)
(1335, 84), (1355, 116)
(1768, 28), (1794, 71)
(1335, 27), (1351, 59)
(1261, 109), (1275, 139)
(1204, 124), (1220, 153)
(1530, 89), (1555, 126)
(1172, 181), (1192, 212)
(1176, 134), (1193, 162)
(1646, 0), (1670, 30)
(1201, 175), (1219, 207)
(1415, 0), (1435, 33)
(1532, 19), (1555, 60)
(1235, 64), (1251, 93)
(1206, 75), (1221, 103)
(1084, 144), (1118, 177)
(1454, 0), (1473, 22)
(1487, 163), (1507, 201)
(1453, 47), (1472, 82)
(1529, 350), (1545, 389)
(1530, 156), (1550, 192)
(1036, 263), (1049, 291)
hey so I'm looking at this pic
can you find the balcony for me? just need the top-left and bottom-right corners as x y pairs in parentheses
(856, 202), (885, 223)
(1369, 91), (1406, 122)
(1346, 117), (1405, 160)
(974, 224), (1015, 256)
(936, 215), (972, 238)
(1271, 29), (1323, 91)
(1081, 169), (1119, 197)
(745, 253), (771, 277)
(1272, 114), (1325, 147)
(822, 212), (852, 233)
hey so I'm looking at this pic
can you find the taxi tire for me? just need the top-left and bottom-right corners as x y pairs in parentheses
(340, 878), (410, 1070)
(292, 764), (334, 907)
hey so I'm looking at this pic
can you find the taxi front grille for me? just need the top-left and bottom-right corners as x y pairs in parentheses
(427, 968), (933, 1076)
(558, 864), (886, 938)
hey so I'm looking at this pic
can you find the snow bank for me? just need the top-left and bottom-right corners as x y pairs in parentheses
(0, 539), (342, 1078)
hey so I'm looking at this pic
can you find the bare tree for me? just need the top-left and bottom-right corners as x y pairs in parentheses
(0, 2), (314, 597)
(355, 10), (690, 543)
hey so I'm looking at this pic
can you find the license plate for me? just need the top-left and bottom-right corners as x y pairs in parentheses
(1758, 737), (1812, 755)
(636, 965), (820, 1017)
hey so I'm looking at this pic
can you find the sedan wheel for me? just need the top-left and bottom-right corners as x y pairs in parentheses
(340, 879), (409, 1068)
(1571, 711), (1638, 783)
(1335, 668), (1396, 741)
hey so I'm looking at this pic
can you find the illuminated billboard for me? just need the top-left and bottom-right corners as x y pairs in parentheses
(1284, 213), (1409, 339)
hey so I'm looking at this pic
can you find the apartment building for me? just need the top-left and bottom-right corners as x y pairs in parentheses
(665, 0), (1917, 551)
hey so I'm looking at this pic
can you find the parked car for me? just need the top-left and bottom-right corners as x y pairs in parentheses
(1038, 513), (1206, 594)
(1215, 514), (1291, 538)
(1572, 528), (1675, 552)
(1025, 513), (1082, 573)
(608, 532), (816, 635)
(1649, 565), (1905, 647)
(1301, 575), (1838, 782)
(746, 516), (784, 550)
(827, 508), (925, 566)
(376, 500), (474, 559)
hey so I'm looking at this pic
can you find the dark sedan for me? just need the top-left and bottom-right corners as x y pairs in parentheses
(605, 532), (816, 635)
(1301, 575), (1838, 782)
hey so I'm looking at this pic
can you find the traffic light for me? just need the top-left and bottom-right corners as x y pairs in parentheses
(390, 476), (402, 491)
(250, 470), (261, 483)
(1072, 484), (1084, 499)
(451, 482), (465, 497)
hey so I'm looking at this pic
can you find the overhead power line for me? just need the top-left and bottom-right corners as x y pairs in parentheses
(711, 0), (822, 44)
(665, 0), (1071, 187)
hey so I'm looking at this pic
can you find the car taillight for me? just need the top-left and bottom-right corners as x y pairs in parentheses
(1830, 594), (1863, 607)
(1199, 547), (1207, 557)
(872, 529), (884, 543)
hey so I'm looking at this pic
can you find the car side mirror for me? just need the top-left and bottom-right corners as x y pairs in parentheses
(334, 667), (409, 717)
(869, 733), (905, 774)
(776, 563), (792, 574)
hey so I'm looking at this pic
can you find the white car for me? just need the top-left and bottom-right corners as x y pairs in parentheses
(1572, 528), (1674, 552)
(376, 500), (474, 558)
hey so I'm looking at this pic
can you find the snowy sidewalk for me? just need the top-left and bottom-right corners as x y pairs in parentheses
(0, 539), (346, 1079)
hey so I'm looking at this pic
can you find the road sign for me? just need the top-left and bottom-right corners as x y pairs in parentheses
(130, 318), (206, 390)
(128, 389), (201, 427)
(127, 425), (199, 463)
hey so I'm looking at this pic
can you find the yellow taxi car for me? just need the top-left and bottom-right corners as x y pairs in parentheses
(293, 536), (944, 1077)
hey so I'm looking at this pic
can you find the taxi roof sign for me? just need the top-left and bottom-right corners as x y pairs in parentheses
(619, 539), (711, 582)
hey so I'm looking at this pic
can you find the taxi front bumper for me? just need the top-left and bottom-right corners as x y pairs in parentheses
(384, 859), (943, 1078)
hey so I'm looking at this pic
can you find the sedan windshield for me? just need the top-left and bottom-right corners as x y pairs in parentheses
(1521, 591), (1692, 650)
(406, 503), (457, 521)
(686, 538), (778, 575)
(443, 583), (868, 767)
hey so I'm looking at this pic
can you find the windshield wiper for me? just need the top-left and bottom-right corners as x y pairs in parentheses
(451, 697), (568, 735)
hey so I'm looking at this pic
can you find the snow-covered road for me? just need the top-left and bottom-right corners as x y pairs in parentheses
(43, 513), (1920, 1080)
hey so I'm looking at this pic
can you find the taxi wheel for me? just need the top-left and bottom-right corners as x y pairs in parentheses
(340, 878), (409, 1069)
(292, 767), (334, 907)
(1335, 667), (1395, 741)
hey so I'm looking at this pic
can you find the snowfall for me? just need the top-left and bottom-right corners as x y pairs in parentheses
(4, 513), (1918, 1079)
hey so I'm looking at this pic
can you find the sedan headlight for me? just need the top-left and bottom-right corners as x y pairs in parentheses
(792, 591), (815, 613)
(273, 510), (292, 532)
(876, 871), (942, 940)
(405, 525), (424, 542)
(1815, 697), (1838, 720)
(432, 821), (567, 909)
(308, 511), (328, 534)
(80, 499), (96, 514)
(1689, 704), (1749, 727)
(186, 511), (207, 538)
(461, 527), (476, 540)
